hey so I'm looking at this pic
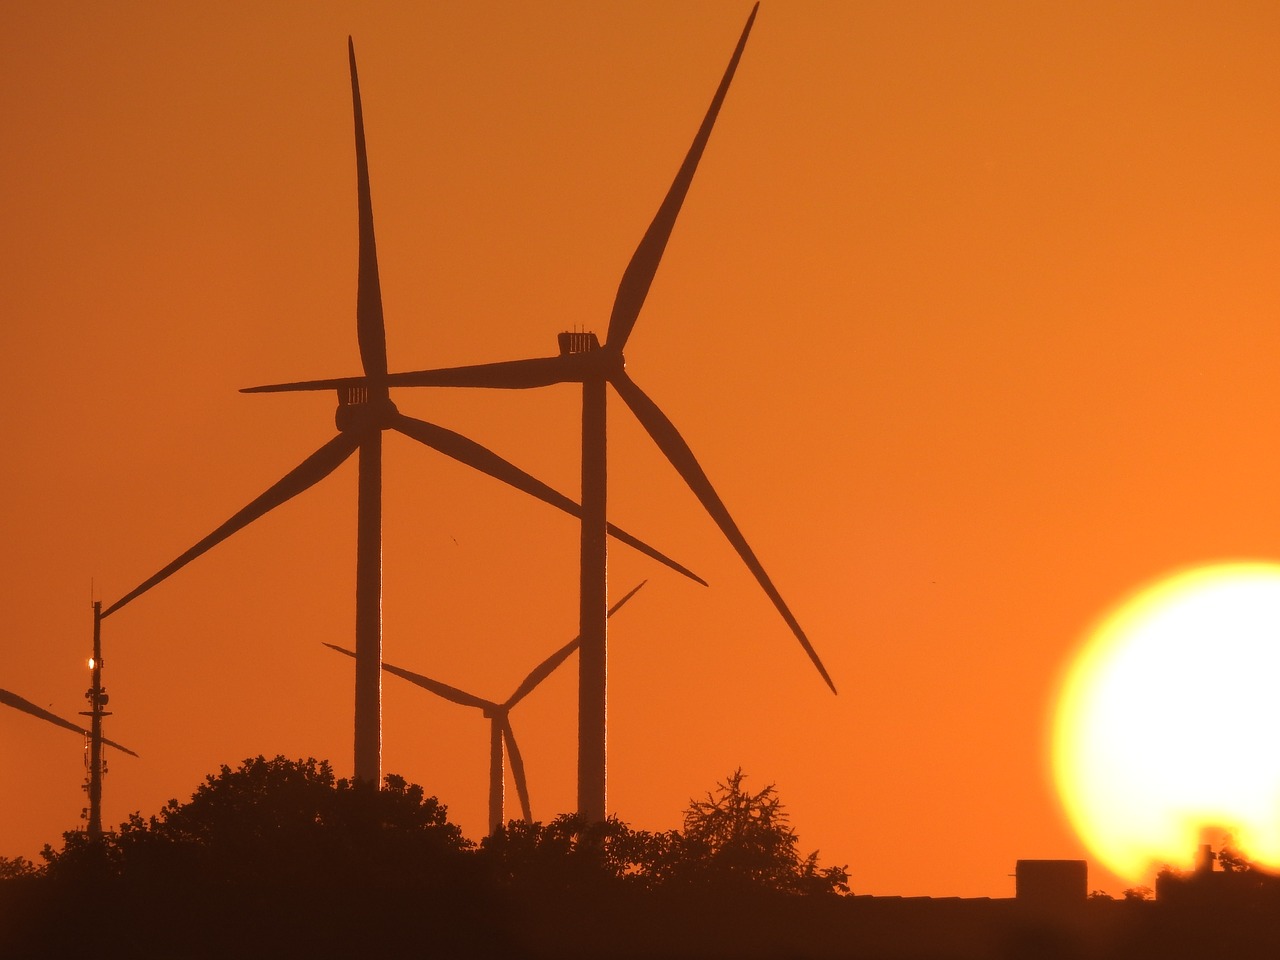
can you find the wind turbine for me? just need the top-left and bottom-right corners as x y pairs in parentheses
(243, 5), (835, 822)
(2, 602), (137, 840)
(99, 40), (701, 787)
(325, 580), (646, 833)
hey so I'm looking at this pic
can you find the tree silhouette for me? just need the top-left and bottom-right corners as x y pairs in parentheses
(8, 759), (853, 958)
(1218, 842), (1253, 874)
(27, 757), (492, 959)
(475, 774), (847, 898)
(677, 768), (848, 894)
(479, 812), (678, 893)
(0, 855), (36, 880)
(123, 756), (468, 853)
(40, 755), (480, 905)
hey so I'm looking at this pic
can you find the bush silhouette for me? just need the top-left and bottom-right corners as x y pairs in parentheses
(6, 759), (848, 958)
(477, 769), (847, 897)
(25, 757), (490, 959)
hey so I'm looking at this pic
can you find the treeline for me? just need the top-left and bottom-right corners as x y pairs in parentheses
(0, 757), (847, 959)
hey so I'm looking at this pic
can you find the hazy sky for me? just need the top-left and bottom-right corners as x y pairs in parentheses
(4, 1), (1280, 897)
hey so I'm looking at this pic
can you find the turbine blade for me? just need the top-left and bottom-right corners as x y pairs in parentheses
(391, 413), (705, 585)
(506, 580), (648, 708)
(501, 720), (533, 823)
(506, 639), (577, 710)
(241, 376), (366, 395)
(605, 3), (758, 351)
(609, 579), (648, 617)
(0, 689), (90, 737)
(241, 356), (583, 395)
(387, 356), (578, 390)
(101, 735), (140, 758)
(0, 689), (139, 756)
(611, 371), (837, 693)
(349, 39), (388, 386)
(322, 642), (493, 710)
(102, 434), (360, 618)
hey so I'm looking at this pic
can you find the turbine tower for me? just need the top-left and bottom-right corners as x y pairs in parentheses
(102, 41), (700, 787)
(326, 580), (645, 832)
(244, 4), (834, 822)
(1, 602), (137, 840)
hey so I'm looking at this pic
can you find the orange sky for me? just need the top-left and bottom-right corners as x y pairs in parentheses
(4, 1), (1280, 898)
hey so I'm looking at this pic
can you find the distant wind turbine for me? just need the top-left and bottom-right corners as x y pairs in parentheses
(244, 4), (834, 822)
(100, 40), (701, 787)
(2, 602), (137, 840)
(327, 581), (647, 832)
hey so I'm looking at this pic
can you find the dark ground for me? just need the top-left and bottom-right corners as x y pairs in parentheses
(4, 879), (1279, 960)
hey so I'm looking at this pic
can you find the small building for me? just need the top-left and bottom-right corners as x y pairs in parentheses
(1016, 859), (1088, 907)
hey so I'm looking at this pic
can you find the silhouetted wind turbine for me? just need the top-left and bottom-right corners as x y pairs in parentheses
(326, 580), (646, 832)
(243, 4), (834, 822)
(2, 602), (137, 840)
(100, 40), (701, 788)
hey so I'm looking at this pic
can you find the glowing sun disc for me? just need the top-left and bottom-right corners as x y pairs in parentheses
(1054, 562), (1280, 882)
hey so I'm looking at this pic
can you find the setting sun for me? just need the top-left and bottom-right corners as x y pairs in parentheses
(1055, 563), (1280, 882)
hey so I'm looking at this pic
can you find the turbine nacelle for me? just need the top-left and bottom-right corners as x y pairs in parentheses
(557, 331), (625, 378)
(334, 385), (399, 433)
(557, 331), (600, 356)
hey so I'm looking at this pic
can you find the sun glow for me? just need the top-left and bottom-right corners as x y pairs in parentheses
(1054, 563), (1280, 882)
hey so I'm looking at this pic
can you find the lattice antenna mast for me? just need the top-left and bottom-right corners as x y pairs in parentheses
(79, 601), (109, 841)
